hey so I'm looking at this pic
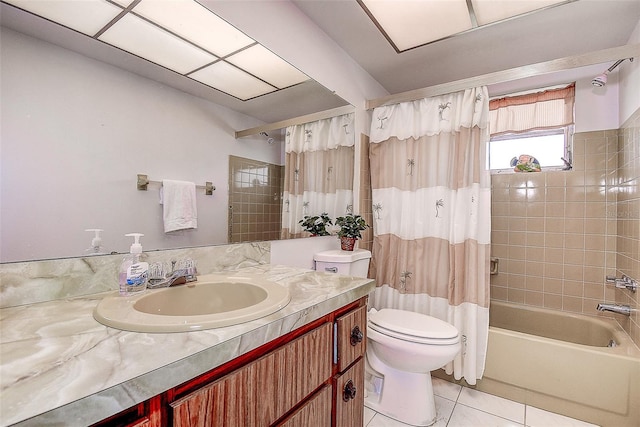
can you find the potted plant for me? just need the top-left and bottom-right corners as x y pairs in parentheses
(298, 213), (333, 236)
(335, 214), (369, 251)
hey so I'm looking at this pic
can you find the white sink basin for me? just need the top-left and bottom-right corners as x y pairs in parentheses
(93, 273), (290, 332)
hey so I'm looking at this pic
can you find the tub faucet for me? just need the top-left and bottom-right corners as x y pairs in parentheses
(596, 303), (634, 316)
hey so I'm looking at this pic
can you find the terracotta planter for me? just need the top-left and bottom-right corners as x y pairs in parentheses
(340, 236), (356, 251)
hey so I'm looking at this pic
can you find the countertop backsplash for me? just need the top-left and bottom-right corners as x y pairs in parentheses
(0, 242), (270, 308)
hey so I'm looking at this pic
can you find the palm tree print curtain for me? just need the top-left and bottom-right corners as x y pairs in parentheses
(281, 113), (355, 238)
(369, 88), (491, 383)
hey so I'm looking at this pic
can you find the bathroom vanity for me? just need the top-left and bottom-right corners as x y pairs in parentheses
(0, 264), (374, 427)
(98, 300), (366, 426)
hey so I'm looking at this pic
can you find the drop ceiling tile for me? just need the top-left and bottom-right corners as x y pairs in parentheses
(98, 12), (216, 75)
(226, 45), (309, 89)
(130, 0), (255, 57)
(4, 0), (122, 36)
(471, 0), (568, 25)
(360, 0), (472, 51)
(190, 61), (277, 100)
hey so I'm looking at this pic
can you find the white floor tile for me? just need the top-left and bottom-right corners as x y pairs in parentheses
(525, 406), (600, 427)
(457, 387), (525, 424)
(432, 377), (462, 402)
(448, 404), (524, 427)
(433, 395), (456, 427)
(364, 385), (596, 427)
(367, 412), (416, 427)
(364, 406), (376, 426)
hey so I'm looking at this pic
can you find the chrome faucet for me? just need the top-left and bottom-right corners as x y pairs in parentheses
(148, 259), (197, 289)
(605, 275), (638, 293)
(596, 303), (634, 316)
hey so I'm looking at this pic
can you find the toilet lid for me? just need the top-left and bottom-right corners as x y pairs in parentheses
(369, 309), (459, 340)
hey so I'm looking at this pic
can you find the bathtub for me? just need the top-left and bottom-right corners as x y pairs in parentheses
(472, 301), (640, 427)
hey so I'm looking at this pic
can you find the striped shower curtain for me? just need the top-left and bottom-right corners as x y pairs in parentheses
(281, 113), (355, 239)
(369, 87), (491, 383)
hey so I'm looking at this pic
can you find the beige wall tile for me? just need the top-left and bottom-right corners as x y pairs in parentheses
(488, 120), (640, 347)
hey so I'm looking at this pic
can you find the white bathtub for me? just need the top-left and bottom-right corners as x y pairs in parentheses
(474, 301), (640, 427)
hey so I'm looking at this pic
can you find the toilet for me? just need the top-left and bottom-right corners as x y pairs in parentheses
(366, 308), (461, 426)
(313, 248), (371, 277)
(313, 248), (461, 427)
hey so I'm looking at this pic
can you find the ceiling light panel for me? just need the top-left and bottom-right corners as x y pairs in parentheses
(126, 0), (256, 57)
(3, 0), (122, 36)
(98, 12), (217, 75)
(190, 61), (276, 100)
(471, 0), (568, 25)
(226, 45), (309, 89)
(361, 0), (472, 51)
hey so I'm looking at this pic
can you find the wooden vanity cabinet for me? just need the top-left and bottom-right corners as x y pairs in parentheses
(334, 305), (366, 427)
(94, 298), (367, 427)
(170, 322), (333, 427)
(278, 385), (332, 427)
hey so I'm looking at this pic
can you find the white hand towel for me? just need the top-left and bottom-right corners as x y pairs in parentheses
(160, 180), (197, 233)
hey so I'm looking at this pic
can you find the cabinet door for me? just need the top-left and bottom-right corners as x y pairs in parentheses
(277, 385), (332, 427)
(336, 305), (366, 372)
(171, 378), (226, 427)
(171, 322), (333, 427)
(335, 358), (364, 427)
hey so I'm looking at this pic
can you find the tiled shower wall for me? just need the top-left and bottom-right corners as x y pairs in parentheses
(491, 109), (640, 346)
(616, 108), (639, 345)
(228, 155), (283, 243)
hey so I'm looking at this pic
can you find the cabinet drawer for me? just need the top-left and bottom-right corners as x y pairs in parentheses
(277, 385), (332, 427)
(336, 305), (366, 372)
(335, 358), (364, 427)
(171, 322), (332, 427)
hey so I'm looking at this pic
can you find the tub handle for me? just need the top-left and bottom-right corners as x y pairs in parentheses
(606, 275), (637, 293)
(490, 257), (499, 275)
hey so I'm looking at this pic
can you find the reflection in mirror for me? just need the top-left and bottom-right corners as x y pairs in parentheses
(0, 2), (350, 263)
(228, 155), (284, 243)
(281, 113), (355, 239)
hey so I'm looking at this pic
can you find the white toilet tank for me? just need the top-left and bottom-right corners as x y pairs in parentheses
(313, 249), (371, 278)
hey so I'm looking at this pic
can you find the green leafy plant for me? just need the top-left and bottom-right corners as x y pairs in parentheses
(335, 214), (369, 239)
(298, 213), (333, 236)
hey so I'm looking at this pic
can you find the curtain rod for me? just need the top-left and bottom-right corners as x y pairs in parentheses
(235, 105), (354, 139)
(366, 43), (640, 110)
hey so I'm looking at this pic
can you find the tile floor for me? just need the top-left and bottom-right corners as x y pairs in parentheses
(364, 377), (599, 427)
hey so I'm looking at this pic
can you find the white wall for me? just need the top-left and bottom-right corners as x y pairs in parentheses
(0, 28), (281, 262)
(619, 19), (640, 126)
(271, 235), (340, 270)
(574, 73), (620, 133)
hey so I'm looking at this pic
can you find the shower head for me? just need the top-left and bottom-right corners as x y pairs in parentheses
(592, 73), (607, 87)
(591, 58), (634, 87)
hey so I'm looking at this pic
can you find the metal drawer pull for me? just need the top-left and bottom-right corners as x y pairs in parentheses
(325, 267), (338, 273)
(350, 325), (363, 346)
(343, 380), (357, 401)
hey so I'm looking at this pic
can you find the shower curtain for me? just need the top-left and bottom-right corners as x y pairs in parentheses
(369, 87), (491, 383)
(281, 113), (355, 238)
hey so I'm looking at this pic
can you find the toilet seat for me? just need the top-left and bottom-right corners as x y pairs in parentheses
(369, 309), (460, 345)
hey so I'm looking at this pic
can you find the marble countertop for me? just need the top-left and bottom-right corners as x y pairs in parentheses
(0, 264), (375, 427)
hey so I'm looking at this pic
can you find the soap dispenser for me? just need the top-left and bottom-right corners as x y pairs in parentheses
(85, 229), (106, 255)
(119, 233), (149, 296)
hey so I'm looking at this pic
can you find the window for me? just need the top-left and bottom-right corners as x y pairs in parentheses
(489, 127), (572, 172)
(488, 83), (574, 172)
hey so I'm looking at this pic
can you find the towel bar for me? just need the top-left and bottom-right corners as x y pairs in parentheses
(137, 174), (215, 195)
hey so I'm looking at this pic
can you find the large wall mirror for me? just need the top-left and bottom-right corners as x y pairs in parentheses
(1, 1), (634, 264)
(0, 1), (352, 263)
